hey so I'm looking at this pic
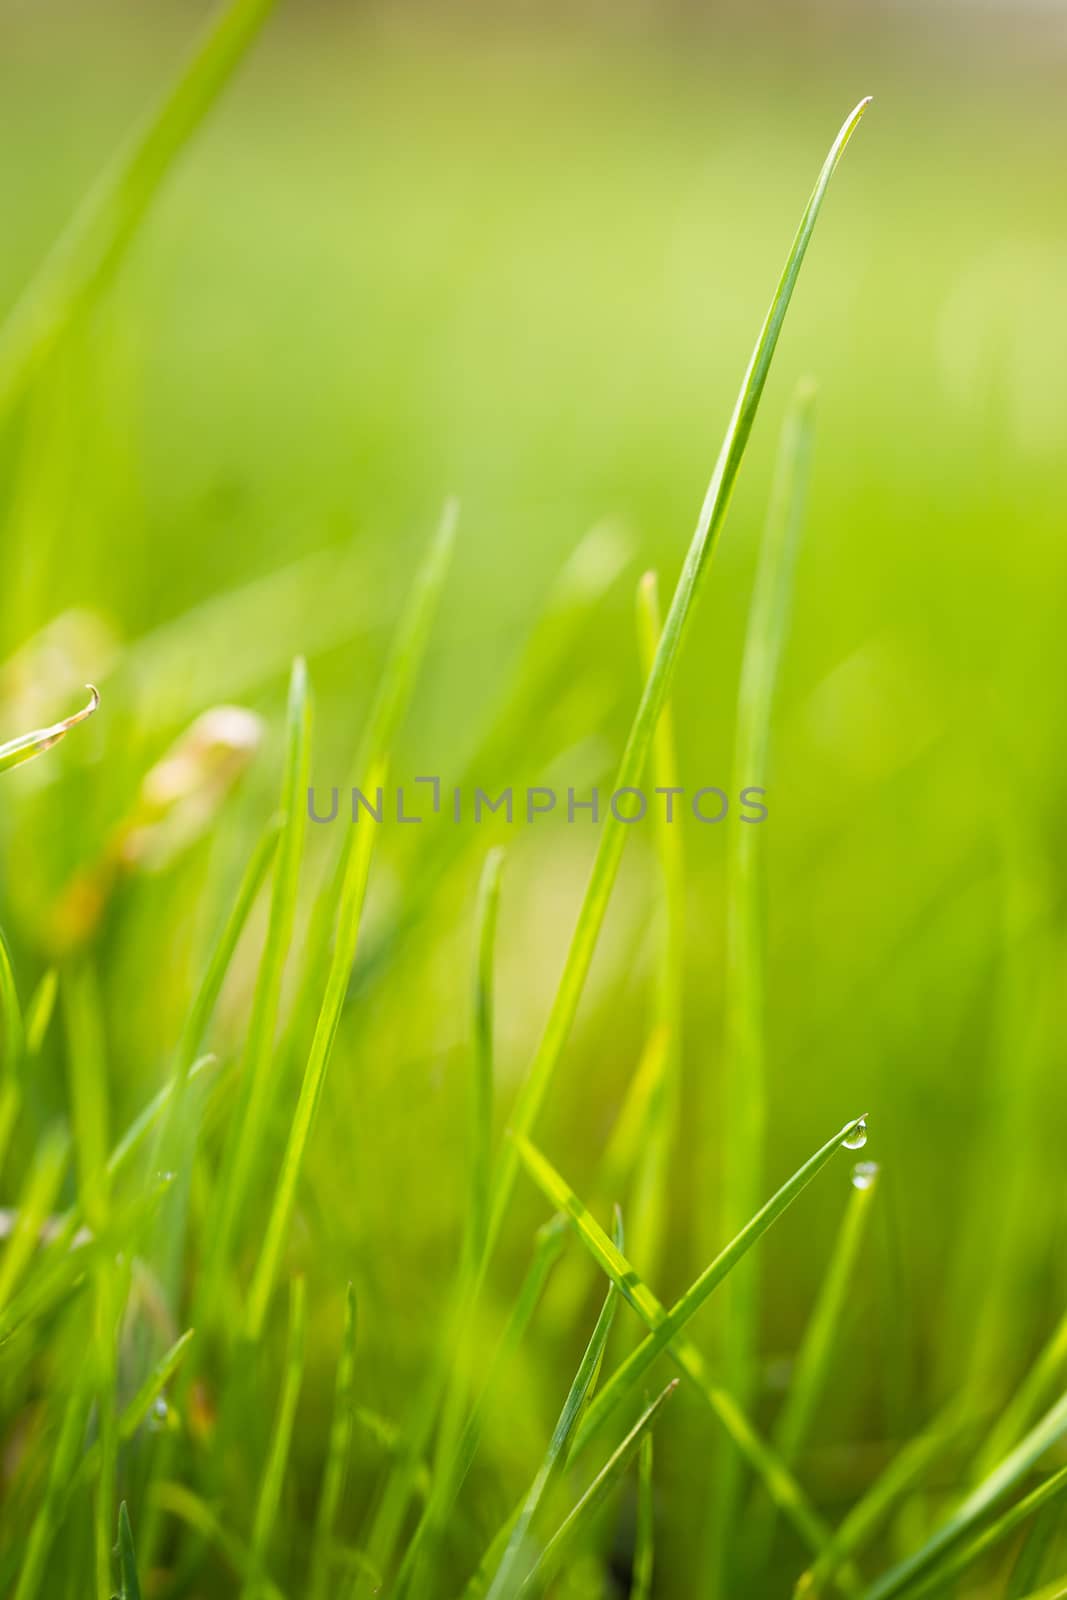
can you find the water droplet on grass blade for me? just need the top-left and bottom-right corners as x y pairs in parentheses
(842, 1116), (868, 1151)
(851, 1161), (879, 1190)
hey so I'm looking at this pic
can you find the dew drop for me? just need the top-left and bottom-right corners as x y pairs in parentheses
(842, 1116), (868, 1151)
(147, 1396), (170, 1433)
(851, 1161), (880, 1191)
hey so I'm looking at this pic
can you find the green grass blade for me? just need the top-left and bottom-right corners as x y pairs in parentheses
(1009, 1500), (1067, 1599)
(0, 0), (276, 423)
(710, 376), (817, 1595)
(976, 1303), (1067, 1483)
(518, 1381), (679, 1597)
(242, 1276), (308, 1600)
(863, 1389), (1067, 1600)
(24, 968), (58, 1058)
(202, 656), (310, 1318)
(1014, 1579), (1067, 1600)
(71, 1330), (197, 1496)
(574, 1114), (868, 1453)
(309, 1284), (360, 1600)
(469, 849), (506, 1275)
(244, 755), (381, 1339)
(62, 963), (110, 1232)
(0, 927), (26, 1074)
(899, 1466), (1067, 1600)
(514, 1134), (855, 1564)
(486, 1271), (619, 1600)
(489, 98), (871, 1257)
(118, 1501), (144, 1600)
(12, 1376), (92, 1600)
(0, 1122), (70, 1310)
(630, 1429), (655, 1600)
(0, 686), (99, 774)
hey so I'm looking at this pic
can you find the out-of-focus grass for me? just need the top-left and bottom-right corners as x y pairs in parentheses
(2, 2), (1067, 1596)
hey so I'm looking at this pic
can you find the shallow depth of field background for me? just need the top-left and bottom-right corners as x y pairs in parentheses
(1, 1), (1066, 1594)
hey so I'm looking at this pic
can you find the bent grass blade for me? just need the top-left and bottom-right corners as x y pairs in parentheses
(0, 686), (99, 775)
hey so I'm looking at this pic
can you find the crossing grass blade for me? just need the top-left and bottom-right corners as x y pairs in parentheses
(710, 377), (817, 1596)
(631, 1430), (656, 1600)
(0, 686), (99, 775)
(897, 1466), (1067, 1600)
(201, 656), (310, 1319)
(117, 1503), (144, 1600)
(0, 0), (277, 423)
(241, 1276), (308, 1600)
(862, 1389), (1067, 1600)
(517, 1381), (679, 1598)
(309, 1284), (359, 1600)
(486, 1251), (620, 1600)
(572, 1114), (869, 1455)
(512, 1132), (860, 1566)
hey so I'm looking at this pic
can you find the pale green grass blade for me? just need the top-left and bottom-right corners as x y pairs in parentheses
(630, 1431), (655, 1600)
(899, 1466), (1067, 1600)
(0, 0), (277, 423)
(242, 1276), (308, 1600)
(12, 1376), (92, 1600)
(489, 98), (871, 1260)
(118, 1502), (144, 1600)
(24, 968), (58, 1058)
(0, 686), (98, 774)
(574, 1114), (869, 1454)
(244, 757), (382, 1339)
(514, 1134), (856, 1564)
(309, 1283), (359, 1600)
(710, 377), (817, 1596)
(863, 1389), (1067, 1600)
(486, 1269), (619, 1600)
(631, 572), (684, 1276)
(749, 1163), (881, 1567)
(202, 656), (309, 1318)
(0, 927), (26, 1072)
(518, 1381), (679, 1597)
(0, 1123), (69, 1310)
(469, 849), (506, 1274)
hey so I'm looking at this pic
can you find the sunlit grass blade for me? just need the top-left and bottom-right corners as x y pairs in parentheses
(0, 685), (99, 774)
(518, 1381), (679, 1597)
(631, 572), (684, 1277)
(202, 656), (309, 1319)
(309, 1284), (359, 1600)
(710, 377), (817, 1595)
(896, 1466), (1067, 1600)
(118, 1502), (144, 1600)
(513, 1133), (856, 1564)
(749, 1162), (880, 1566)
(863, 1389), (1067, 1600)
(487, 95), (871, 1257)
(241, 1276), (307, 1600)
(631, 1429), (655, 1600)
(486, 1260), (620, 1600)
(0, 0), (277, 423)
(573, 1114), (868, 1455)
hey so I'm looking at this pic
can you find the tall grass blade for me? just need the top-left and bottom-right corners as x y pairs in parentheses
(241, 1276), (308, 1600)
(12, 1375), (92, 1600)
(631, 1430), (655, 1600)
(710, 377), (817, 1595)
(469, 849), (506, 1275)
(309, 1284), (359, 1600)
(518, 1381), (679, 1597)
(0, 0), (277, 423)
(118, 1502), (144, 1600)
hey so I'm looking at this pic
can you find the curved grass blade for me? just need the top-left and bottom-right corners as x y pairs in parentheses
(513, 1134), (857, 1564)
(710, 377), (817, 1596)
(241, 1276), (307, 1600)
(309, 1284), (359, 1600)
(1009, 1499), (1067, 1598)
(518, 1382), (679, 1597)
(486, 1263), (620, 1600)
(0, 686), (98, 774)
(862, 1389), (1067, 1600)
(898, 1466), (1067, 1600)
(574, 1114), (869, 1454)
(0, 0), (277, 423)
(118, 1502), (144, 1600)
(977, 1304), (1067, 1484)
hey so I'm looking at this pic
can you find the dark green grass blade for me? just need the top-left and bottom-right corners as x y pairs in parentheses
(309, 1284), (360, 1600)
(1009, 1500), (1067, 1598)
(863, 1389), (1067, 1600)
(513, 1134), (861, 1564)
(0, 686), (99, 774)
(118, 1502), (144, 1600)
(899, 1466), (1067, 1600)
(710, 377), (817, 1595)
(488, 96), (872, 1258)
(0, 0), (277, 423)
(573, 1114), (868, 1454)
(486, 1268), (620, 1600)
(518, 1382), (679, 1597)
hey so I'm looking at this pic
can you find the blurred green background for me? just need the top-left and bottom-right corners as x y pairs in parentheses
(2, 1), (1066, 1593)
